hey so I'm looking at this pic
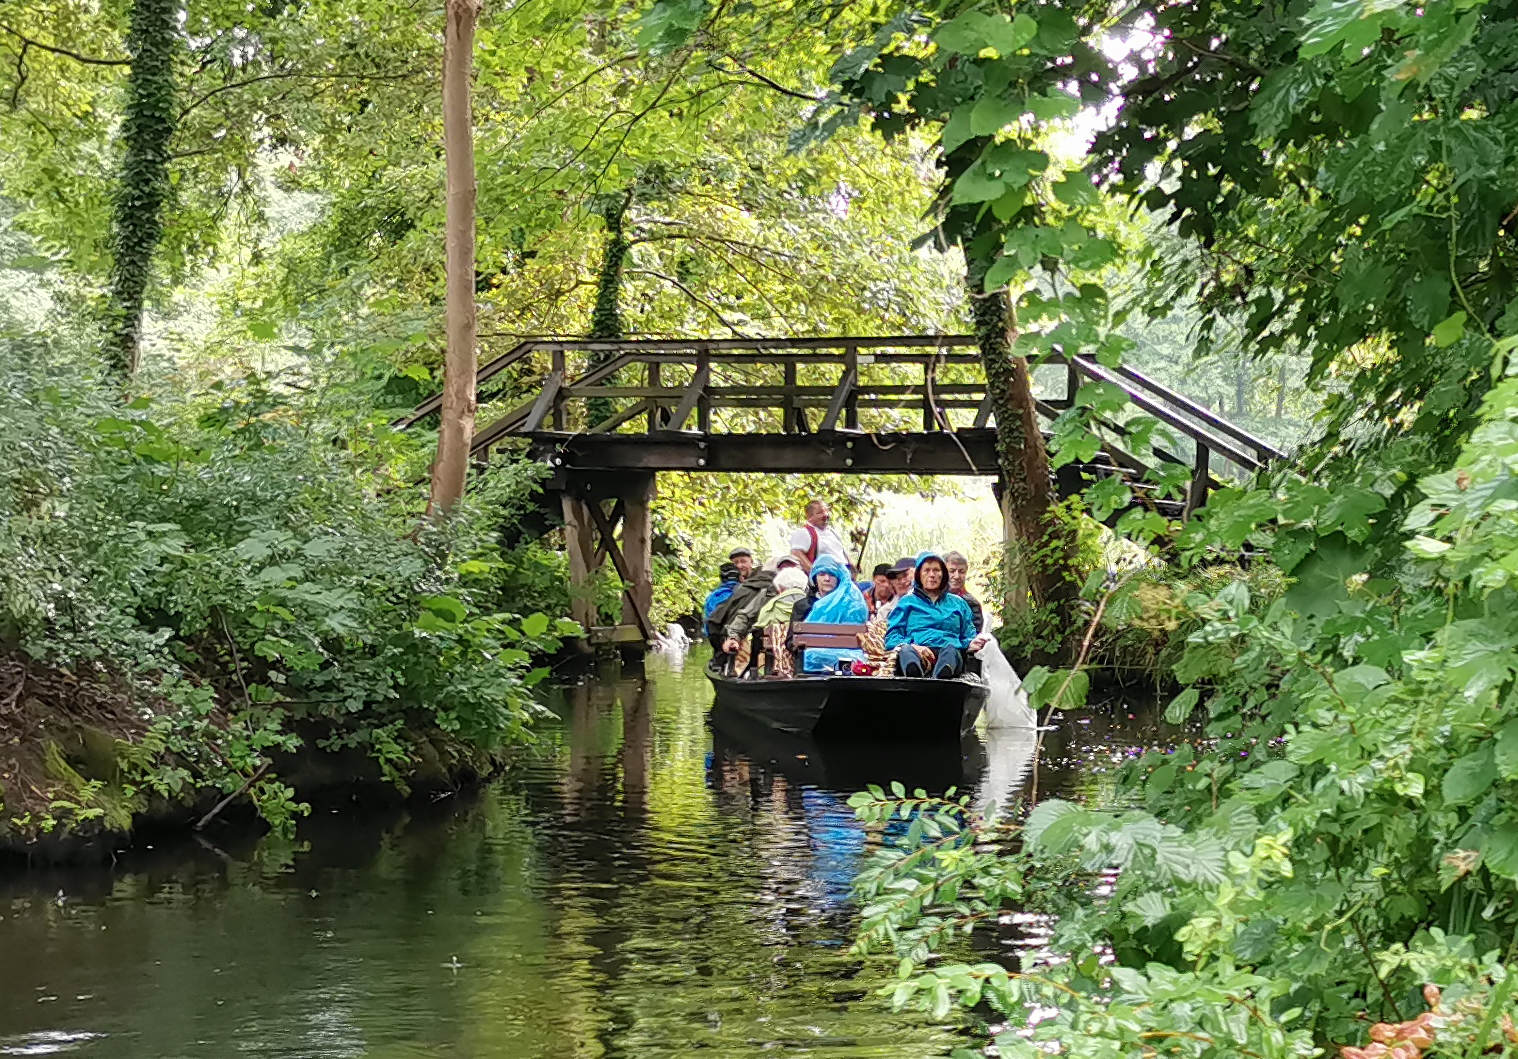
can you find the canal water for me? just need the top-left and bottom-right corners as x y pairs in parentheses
(0, 651), (1173, 1058)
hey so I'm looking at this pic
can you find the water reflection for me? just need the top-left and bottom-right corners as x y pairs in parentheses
(0, 651), (1177, 1058)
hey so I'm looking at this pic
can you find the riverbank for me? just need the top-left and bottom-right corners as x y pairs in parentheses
(0, 651), (518, 866)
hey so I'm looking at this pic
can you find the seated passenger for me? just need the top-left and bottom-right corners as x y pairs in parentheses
(729, 546), (755, 581)
(703, 562), (742, 650)
(792, 554), (868, 673)
(755, 567), (809, 676)
(862, 562), (896, 617)
(885, 552), (988, 679)
(721, 555), (801, 671)
(943, 550), (987, 633)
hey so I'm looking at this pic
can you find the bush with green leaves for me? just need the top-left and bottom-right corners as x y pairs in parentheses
(848, 359), (1518, 1056)
(1, 333), (576, 834)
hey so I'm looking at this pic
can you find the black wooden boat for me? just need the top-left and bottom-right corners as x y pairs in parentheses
(707, 622), (988, 740)
(709, 707), (987, 791)
(706, 666), (986, 740)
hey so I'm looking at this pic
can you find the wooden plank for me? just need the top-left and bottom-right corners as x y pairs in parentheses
(521, 369), (564, 432)
(696, 351), (712, 433)
(783, 361), (797, 432)
(819, 367), (857, 431)
(551, 350), (567, 430)
(844, 343), (860, 430)
(519, 335), (978, 352)
(535, 432), (1003, 475)
(666, 362), (710, 431)
(394, 339), (539, 428)
(562, 383), (988, 399)
(647, 361), (662, 431)
(588, 624), (643, 645)
(923, 360), (937, 431)
(561, 495), (597, 631)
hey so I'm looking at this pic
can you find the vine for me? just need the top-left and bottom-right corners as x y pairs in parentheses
(104, 0), (179, 379)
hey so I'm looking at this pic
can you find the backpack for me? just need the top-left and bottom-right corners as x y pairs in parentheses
(702, 583), (736, 635)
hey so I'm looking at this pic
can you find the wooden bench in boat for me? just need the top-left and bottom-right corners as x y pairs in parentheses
(791, 622), (867, 651)
(790, 621), (982, 676)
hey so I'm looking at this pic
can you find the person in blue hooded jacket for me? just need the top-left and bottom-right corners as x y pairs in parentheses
(702, 562), (742, 649)
(792, 554), (868, 673)
(885, 552), (988, 678)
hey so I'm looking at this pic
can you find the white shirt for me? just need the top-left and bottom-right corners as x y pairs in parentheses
(788, 522), (848, 567)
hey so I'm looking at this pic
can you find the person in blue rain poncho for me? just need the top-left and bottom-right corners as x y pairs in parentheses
(792, 554), (868, 673)
(884, 551), (988, 678)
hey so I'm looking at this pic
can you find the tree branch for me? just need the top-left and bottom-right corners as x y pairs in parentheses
(716, 54), (824, 102)
(0, 24), (128, 65)
(628, 267), (750, 335)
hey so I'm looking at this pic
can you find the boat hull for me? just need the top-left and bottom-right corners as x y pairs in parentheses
(706, 667), (986, 741)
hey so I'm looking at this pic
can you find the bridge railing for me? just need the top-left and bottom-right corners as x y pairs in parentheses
(398, 336), (1286, 511)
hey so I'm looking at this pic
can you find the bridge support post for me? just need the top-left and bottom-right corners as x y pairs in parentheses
(562, 494), (599, 632)
(619, 472), (656, 636)
(561, 471), (656, 650)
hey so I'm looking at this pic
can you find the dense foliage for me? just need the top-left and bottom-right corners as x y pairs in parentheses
(638, 0), (1518, 1052)
(0, 326), (575, 835)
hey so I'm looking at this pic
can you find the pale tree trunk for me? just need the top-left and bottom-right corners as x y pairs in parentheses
(427, 0), (482, 517)
(966, 259), (1068, 619)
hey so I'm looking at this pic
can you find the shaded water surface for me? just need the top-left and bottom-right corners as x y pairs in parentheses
(0, 651), (1174, 1058)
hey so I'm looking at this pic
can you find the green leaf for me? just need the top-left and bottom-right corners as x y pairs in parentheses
(970, 94), (1021, 135)
(1442, 744), (1497, 806)
(1164, 688), (1200, 724)
(420, 595), (467, 625)
(982, 255), (1022, 292)
(1026, 90), (1079, 121)
(1432, 311), (1468, 347)
(1023, 799), (1088, 853)
(520, 612), (550, 638)
(1496, 721), (1518, 779)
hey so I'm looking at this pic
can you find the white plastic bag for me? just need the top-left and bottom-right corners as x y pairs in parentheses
(974, 636), (1036, 729)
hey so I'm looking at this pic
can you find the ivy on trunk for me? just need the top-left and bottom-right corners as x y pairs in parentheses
(104, 0), (179, 379)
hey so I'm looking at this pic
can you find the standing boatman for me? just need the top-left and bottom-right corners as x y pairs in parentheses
(788, 500), (851, 575)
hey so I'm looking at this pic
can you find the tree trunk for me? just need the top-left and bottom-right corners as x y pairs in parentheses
(587, 190), (632, 426)
(427, 0), (482, 517)
(104, 0), (179, 379)
(965, 258), (1066, 616)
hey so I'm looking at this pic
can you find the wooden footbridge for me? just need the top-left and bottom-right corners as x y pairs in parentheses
(399, 336), (1285, 645)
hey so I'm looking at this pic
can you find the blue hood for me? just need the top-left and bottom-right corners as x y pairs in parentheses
(912, 551), (950, 602)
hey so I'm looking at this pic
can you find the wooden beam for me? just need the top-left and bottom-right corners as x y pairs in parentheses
(1086, 356), (1288, 462)
(585, 485), (654, 642)
(589, 399), (651, 435)
(591, 498), (626, 568)
(561, 494), (597, 632)
(666, 362), (710, 431)
(843, 343), (859, 430)
(819, 367), (857, 431)
(973, 393), (994, 428)
(1069, 357), (1266, 471)
(1184, 444), (1211, 520)
(521, 369), (564, 432)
